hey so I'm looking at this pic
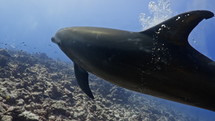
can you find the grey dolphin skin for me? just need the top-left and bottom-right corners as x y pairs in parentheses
(52, 10), (215, 111)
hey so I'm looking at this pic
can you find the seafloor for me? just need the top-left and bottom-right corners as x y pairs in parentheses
(0, 48), (195, 121)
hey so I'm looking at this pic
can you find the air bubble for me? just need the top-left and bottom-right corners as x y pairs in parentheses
(193, 40), (197, 44)
(161, 24), (166, 28)
(176, 16), (180, 21)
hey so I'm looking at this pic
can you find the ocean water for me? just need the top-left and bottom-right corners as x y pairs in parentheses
(0, 0), (215, 120)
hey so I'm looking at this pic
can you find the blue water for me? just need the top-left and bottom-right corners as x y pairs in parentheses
(0, 0), (215, 120)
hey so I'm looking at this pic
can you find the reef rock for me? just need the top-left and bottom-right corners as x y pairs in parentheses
(0, 49), (10, 67)
(18, 111), (39, 121)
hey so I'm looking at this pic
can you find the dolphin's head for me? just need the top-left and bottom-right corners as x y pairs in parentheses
(51, 28), (74, 46)
(51, 27), (90, 48)
(51, 27), (90, 62)
(52, 27), (82, 63)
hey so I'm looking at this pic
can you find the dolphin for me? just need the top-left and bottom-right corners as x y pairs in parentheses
(52, 10), (215, 111)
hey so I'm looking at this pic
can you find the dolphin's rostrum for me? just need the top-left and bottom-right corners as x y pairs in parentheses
(52, 10), (215, 111)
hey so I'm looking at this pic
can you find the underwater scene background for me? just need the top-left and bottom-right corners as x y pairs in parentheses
(0, 0), (215, 120)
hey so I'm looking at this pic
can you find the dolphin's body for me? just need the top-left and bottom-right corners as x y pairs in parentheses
(52, 10), (215, 111)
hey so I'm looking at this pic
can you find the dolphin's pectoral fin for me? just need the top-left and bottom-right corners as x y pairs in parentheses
(74, 63), (94, 99)
(141, 10), (214, 46)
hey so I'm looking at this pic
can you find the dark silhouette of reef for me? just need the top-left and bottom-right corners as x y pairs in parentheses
(0, 48), (196, 121)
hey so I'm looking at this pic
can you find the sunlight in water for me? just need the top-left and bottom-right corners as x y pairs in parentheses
(139, 0), (173, 30)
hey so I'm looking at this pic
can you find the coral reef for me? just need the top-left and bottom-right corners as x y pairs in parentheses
(0, 48), (195, 121)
